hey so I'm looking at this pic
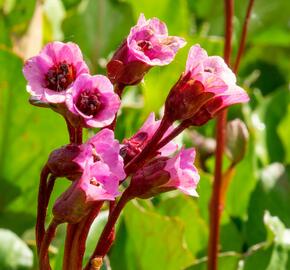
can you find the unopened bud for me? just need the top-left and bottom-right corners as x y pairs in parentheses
(165, 74), (214, 122)
(107, 41), (151, 86)
(127, 157), (171, 199)
(226, 119), (249, 164)
(47, 144), (82, 180)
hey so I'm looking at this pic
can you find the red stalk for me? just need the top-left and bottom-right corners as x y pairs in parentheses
(36, 165), (50, 254)
(68, 202), (104, 270)
(84, 190), (132, 270)
(233, 0), (255, 73)
(207, 1), (234, 270)
(39, 219), (59, 270)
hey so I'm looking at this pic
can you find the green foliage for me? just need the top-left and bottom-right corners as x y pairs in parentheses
(0, 0), (289, 269)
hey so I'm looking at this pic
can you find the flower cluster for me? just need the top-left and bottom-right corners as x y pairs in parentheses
(23, 13), (249, 270)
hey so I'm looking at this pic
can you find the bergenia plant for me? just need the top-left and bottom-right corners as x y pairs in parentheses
(23, 13), (249, 270)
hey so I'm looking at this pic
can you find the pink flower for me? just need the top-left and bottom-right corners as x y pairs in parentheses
(74, 129), (125, 181)
(53, 162), (120, 223)
(164, 148), (200, 196)
(107, 14), (186, 86)
(120, 113), (178, 163)
(165, 44), (249, 124)
(128, 148), (200, 198)
(23, 41), (89, 103)
(65, 74), (120, 128)
(47, 129), (125, 182)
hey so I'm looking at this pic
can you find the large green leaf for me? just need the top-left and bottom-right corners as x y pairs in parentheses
(185, 253), (241, 270)
(111, 200), (194, 270)
(62, 0), (134, 72)
(245, 163), (290, 246)
(0, 49), (68, 233)
(156, 195), (208, 257)
(277, 104), (290, 164)
(242, 212), (290, 270)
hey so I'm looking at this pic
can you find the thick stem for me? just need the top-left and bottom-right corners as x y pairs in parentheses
(63, 224), (78, 270)
(84, 191), (132, 270)
(233, 0), (255, 73)
(39, 219), (59, 270)
(208, 110), (227, 270)
(45, 175), (56, 207)
(69, 202), (104, 270)
(65, 118), (75, 143)
(114, 83), (125, 97)
(207, 1), (233, 270)
(75, 127), (83, 145)
(125, 117), (172, 174)
(36, 165), (50, 254)
(155, 120), (191, 151)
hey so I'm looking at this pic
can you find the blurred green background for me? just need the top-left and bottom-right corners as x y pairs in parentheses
(0, 0), (289, 269)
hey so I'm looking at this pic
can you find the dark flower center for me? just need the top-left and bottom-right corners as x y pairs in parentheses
(76, 89), (102, 116)
(137, 40), (153, 52)
(45, 61), (76, 92)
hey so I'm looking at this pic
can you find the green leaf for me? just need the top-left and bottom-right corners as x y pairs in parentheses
(245, 164), (290, 246)
(111, 200), (194, 270)
(0, 49), (68, 230)
(123, 0), (189, 35)
(185, 252), (241, 270)
(242, 212), (290, 270)
(277, 105), (290, 164)
(226, 135), (257, 218)
(5, 0), (36, 35)
(62, 0), (134, 71)
(156, 195), (208, 257)
(0, 229), (33, 270)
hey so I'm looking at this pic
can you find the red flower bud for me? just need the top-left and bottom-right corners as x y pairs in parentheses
(47, 144), (82, 180)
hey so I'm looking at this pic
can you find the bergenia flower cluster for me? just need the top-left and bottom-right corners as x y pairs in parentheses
(23, 14), (249, 270)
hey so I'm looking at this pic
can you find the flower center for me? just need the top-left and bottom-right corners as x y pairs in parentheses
(204, 67), (215, 73)
(45, 61), (76, 92)
(90, 177), (103, 188)
(137, 40), (153, 52)
(76, 90), (102, 116)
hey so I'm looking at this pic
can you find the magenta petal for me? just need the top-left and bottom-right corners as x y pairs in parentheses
(185, 44), (208, 75)
(66, 74), (120, 128)
(203, 56), (236, 85)
(165, 148), (200, 196)
(23, 41), (89, 104)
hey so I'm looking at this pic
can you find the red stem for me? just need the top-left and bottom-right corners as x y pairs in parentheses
(39, 219), (59, 270)
(68, 202), (104, 270)
(63, 224), (78, 270)
(84, 191), (132, 270)
(155, 120), (191, 151)
(36, 165), (50, 254)
(45, 175), (56, 207)
(65, 118), (75, 143)
(233, 0), (255, 73)
(75, 127), (83, 145)
(207, 1), (233, 270)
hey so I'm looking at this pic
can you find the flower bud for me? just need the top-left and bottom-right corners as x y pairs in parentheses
(127, 157), (171, 199)
(47, 144), (82, 180)
(225, 119), (249, 164)
(53, 163), (120, 224)
(127, 148), (200, 199)
(165, 74), (215, 122)
(107, 14), (185, 86)
(120, 113), (177, 164)
(164, 44), (249, 125)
